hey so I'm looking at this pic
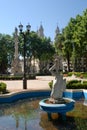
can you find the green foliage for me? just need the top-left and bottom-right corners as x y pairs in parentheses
(54, 33), (64, 55)
(64, 72), (87, 78)
(67, 72), (73, 76)
(0, 30), (55, 75)
(19, 31), (55, 74)
(19, 31), (55, 61)
(54, 9), (87, 72)
(0, 82), (7, 93)
(49, 78), (87, 89)
(66, 80), (87, 89)
(0, 74), (36, 80)
(48, 80), (53, 89)
(0, 34), (14, 73)
(73, 72), (82, 77)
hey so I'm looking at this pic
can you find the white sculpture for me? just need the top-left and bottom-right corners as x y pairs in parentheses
(49, 56), (66, 102)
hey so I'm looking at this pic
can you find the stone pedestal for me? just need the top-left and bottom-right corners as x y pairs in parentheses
(11, 58), (22, 75)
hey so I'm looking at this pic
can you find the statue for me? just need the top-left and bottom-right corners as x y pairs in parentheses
(39, 56), (75, 120)
(49, 56), (66, 103)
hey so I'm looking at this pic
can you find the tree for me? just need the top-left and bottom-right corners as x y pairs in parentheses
(0, 34), (14, 74)
(38, 37), (55, 73)
(54, 32), (64, 56)
(19, 31), (55, 74)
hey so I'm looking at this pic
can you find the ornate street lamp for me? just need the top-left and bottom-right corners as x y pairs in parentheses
(18, 23), (31, 89)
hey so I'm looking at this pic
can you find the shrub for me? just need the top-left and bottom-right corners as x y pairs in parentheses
(67, 80), (81, 84)
(0, 74), (36, 80)
(49, 79), (87, 89)
(83, 81), (87, 84)
(66, 80), (87, 89)
(63, 72), (87, 78)
(67, 72), (73, 76)
(0, 82), (7, 94)
(48, 80), (53, 89)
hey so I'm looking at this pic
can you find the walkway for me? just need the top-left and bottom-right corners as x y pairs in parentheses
(0, 76), (54, 92)
(0, 75), (86, 92)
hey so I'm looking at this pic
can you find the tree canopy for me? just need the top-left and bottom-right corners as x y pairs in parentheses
(0, 34), (14, 73)
(54, 8), (87, 72)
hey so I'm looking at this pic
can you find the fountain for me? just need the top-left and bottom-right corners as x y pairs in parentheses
(39, 56), (75, 120)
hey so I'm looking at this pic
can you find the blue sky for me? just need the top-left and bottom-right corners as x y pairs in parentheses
(0, 0), (87, 40)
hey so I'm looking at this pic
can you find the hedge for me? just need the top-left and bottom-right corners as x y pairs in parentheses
(63, 72), (87, 78)
(0, 74), (36, 80)
(0, 82), (7, 94)
(66, 80), (87, 89)
(49, 80), (87, 89)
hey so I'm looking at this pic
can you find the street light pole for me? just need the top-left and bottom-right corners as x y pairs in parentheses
(18, 23), (31, 89)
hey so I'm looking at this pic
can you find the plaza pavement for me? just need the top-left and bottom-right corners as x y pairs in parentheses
(0, 76), (55, 92)
(0, 75), (86, 92)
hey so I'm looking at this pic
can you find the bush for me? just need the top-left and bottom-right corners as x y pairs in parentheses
(67, 80), (81, 84)
(63, 72), (87, 78)
(49, 79), (87, 89)
(0, 82), (7, 94)
(48, 80), (53, 89)
(0, 74), (36, 80)
(66, 80), (87, 89)
(83, 81), (87, 84)
(67, 72), (73, 76)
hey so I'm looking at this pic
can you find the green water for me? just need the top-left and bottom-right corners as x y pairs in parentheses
(0, 98), (87, 130)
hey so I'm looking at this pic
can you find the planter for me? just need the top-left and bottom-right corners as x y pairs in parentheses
(39, 97), (75, 120)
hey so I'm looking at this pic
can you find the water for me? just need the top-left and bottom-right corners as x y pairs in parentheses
(0, 98), (87, 130)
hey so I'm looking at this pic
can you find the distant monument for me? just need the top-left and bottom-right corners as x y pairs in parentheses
(55, 25), (60, 36)
(37, 23), (44, 38)
(11, 27), (22, 75)
(49, 56), (66, 103)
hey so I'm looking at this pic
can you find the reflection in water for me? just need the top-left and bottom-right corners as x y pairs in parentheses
(0, 98), (42, 130)
(0, 98), (87, 130)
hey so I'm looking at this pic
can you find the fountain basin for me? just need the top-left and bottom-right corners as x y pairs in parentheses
(0, 90), (50, 103)
(39, 97), (75, 118)
(63, 89), (83, 100)
(83, 89), (87, 99)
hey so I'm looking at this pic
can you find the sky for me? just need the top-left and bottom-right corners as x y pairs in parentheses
(0, 0), (87, 41)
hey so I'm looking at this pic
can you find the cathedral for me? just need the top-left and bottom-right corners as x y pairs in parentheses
(37, 24), (44, 38)
(11, 24), (60, 75)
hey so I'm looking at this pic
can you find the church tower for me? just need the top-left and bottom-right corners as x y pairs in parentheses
(55, 25), (60, 37)
(54, 25), (60, 43)
(37, 23), (44, 38)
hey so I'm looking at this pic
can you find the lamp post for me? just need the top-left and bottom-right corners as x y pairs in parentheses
(18, 23), (31, 89)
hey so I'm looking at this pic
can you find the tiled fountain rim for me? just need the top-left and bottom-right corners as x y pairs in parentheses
(0, 89), (86, 103)
(0, 90), (50, 98)
(0, 89), (86, 97)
